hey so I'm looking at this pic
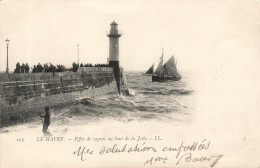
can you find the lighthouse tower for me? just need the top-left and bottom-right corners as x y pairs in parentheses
(107, 20), (122, 94)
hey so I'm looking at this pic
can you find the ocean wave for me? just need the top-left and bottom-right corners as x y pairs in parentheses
(49, 71), (193, 124)
(140, 89), (193, 96)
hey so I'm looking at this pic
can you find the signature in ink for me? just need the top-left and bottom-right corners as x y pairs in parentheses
(176, 152), (223, 167)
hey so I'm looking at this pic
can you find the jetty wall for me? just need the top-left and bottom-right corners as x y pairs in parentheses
(0, 67), (116, 104)
(0, 67), (123, 127)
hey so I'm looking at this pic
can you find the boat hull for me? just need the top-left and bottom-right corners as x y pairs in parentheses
(152, 75), (181, 82)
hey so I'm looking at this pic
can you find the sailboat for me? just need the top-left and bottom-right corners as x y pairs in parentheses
(144, 50), (181, 82)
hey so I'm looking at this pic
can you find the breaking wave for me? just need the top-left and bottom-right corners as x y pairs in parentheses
(54, 71), (194, 123)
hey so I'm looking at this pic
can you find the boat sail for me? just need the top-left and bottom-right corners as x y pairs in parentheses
(154, 56), (164, 76)
(143, 64), (154, 75)
(163, 56), (180, 77)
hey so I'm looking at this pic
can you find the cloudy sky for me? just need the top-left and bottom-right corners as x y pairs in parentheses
(0, 0), (259, 73)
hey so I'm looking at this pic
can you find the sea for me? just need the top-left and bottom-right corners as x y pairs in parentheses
(0, 71), (195, 134)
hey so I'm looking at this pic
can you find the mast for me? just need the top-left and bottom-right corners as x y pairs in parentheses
(162, 48), (164, 76)
(162, 48), (164, 65)
(154, 49), (164, 76)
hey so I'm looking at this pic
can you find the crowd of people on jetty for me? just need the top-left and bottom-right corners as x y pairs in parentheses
(12, 62), (110, 73)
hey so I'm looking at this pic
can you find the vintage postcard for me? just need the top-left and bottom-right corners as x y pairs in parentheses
(0, 0), (259, 167)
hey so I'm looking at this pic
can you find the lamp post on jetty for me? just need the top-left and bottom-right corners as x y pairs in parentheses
(5, 38), (10, 74)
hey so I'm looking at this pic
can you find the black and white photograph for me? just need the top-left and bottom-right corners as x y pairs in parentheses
(0, 1), (259, 167)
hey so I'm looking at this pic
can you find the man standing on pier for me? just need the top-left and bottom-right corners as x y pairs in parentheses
(39, 107), (51, 136)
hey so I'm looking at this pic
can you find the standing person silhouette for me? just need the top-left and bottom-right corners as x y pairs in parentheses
(40, 106), (51, 136)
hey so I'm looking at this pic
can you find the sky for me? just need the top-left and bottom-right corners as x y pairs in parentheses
(0, 0), (259, 73)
